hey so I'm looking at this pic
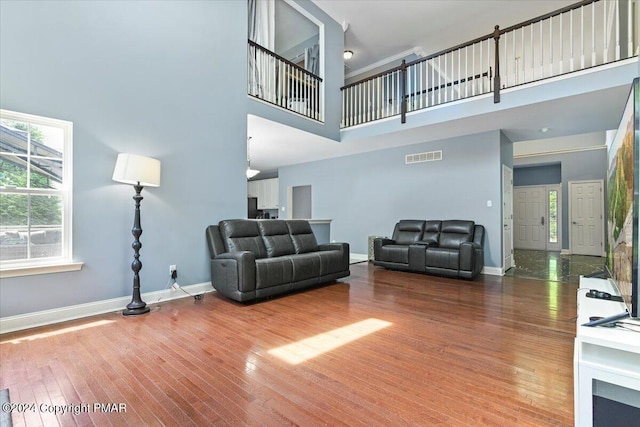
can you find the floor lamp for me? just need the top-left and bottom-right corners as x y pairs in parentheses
(112, 153), (161, 316)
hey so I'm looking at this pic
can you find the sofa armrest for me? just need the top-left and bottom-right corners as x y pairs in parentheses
(211, 251), (256, 293)
(373, 238), (394, 260)
(459, 242), (483, 273)
(318, 242), (347, 252)
(318, 242), (350, 270)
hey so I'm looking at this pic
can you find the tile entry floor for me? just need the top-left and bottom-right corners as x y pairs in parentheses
(504, 249), (605, 284)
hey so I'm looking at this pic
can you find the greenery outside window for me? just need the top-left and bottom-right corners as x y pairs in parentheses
(0, 109), (75, 274)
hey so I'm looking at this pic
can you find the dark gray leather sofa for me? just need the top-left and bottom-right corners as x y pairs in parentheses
(206, 219), (350, 302)
(373, 219), (485, 279)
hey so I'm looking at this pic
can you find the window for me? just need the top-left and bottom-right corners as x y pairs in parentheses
(0, 109), (76, 275)
(548, 189), (558, 244)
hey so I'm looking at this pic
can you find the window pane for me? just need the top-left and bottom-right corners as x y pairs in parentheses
(30, 194), (63, 259)
(0, 193), (63, 262)
(30, 158), (63, 189)
(0, 120), (63, 159)
(0, 155), (28, 187)
(30, 194), (62, 226)
(31, 123), (64, 159)
(549, 190), (558, 243)
(0, 193), (28, 262)
(0, 193), (28, 226)
(0, 121), (29, 155)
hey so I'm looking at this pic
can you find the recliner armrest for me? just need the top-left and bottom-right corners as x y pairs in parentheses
(318, 242), (347, 252)
(318, 242), (350, 270)
(373, 237), (395, 261)
(211, 251), (256, 293)
(459, 242), (483, 272)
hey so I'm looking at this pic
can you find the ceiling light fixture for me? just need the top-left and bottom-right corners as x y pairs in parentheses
(342, 21), (353, 61)
(246, 136), (260, 179)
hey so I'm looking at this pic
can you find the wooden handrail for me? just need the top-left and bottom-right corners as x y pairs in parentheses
(248, 40), (323, 82)
(340, 64), (403, 91)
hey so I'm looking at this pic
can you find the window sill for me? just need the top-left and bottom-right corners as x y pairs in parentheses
(0, 262), (84, 278)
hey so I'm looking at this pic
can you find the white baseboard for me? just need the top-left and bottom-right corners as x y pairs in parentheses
(350, 253), (369, 263)
(0, 282), (214, 335)
(482, 266), (503, 276)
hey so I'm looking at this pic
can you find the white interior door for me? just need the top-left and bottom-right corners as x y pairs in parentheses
(569, 180), (604, 256)
(514, 186), (546, 250)
(502, 166), (515, 273)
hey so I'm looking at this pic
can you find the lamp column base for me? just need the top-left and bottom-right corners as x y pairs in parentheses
(122, 304), (150, 316)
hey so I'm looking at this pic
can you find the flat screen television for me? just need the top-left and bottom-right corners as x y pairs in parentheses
(605, 77), (640, 321)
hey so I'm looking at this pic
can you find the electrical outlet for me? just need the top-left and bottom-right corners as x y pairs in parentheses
(169, 264), (176, 275)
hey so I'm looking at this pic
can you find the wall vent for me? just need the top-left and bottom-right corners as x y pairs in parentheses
(405, 150), (442, 164)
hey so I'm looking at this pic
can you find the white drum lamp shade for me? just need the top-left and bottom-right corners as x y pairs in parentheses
(112, 153), (161, 187)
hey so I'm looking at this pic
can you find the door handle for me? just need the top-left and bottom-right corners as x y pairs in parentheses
(541, 216), (545, 226)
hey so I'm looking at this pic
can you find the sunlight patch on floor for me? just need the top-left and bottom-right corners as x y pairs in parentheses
(268, 318), (392, 364)
(1, 319), (115, 345)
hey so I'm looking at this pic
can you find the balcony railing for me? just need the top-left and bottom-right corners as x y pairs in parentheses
(341, 0), (638, 128)
(248, 40), (323, 122)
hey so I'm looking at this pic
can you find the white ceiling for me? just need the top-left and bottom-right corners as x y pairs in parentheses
(248, 0), (626, 174)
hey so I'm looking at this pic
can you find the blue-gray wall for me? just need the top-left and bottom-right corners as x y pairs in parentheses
(514, 164), (562, 186)
(514, 148), (607, 249)
(0, 1), (247, 317)
(278, 130), (504, 269)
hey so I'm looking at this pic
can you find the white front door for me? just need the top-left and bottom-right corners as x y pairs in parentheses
(569, 180), (604, 256)
(514, 184), (562, 252)
(502, 166), (515, 273)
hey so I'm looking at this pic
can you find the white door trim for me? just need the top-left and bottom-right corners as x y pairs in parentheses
(502, 165), (515, 274)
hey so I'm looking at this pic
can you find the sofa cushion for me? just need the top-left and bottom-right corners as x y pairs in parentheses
(286, 220), (318, 253)
(393, 220), (425, 245)
(219, 220), (267, 259)
(426, 247), (459, 270)
(288, 252), (321, 282)
(439, 220), (474, 249)
(379, 245), (410, 264)
(255, 257), (293, 289)
(258, 220), (295, 257)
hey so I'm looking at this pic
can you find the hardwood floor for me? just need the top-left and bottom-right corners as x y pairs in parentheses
(0, 263), (577, 426)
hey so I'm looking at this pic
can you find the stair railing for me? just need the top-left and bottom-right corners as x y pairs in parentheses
(248, 40), (324, 122)
(341, 0), (638, 128)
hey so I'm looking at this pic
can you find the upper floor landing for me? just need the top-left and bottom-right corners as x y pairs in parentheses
(247, 0), (639, 171)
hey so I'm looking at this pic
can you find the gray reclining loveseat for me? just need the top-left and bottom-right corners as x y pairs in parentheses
(206, 219), (350, 302)
(373, 219), (485, 279)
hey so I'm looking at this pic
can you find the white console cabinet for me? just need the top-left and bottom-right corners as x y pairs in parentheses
(574, 276), (640, 426)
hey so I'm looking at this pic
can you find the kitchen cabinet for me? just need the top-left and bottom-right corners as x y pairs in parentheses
(247, 178), (279, 210)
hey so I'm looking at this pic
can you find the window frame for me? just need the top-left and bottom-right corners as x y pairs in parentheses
(0, 109), (81, 277)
